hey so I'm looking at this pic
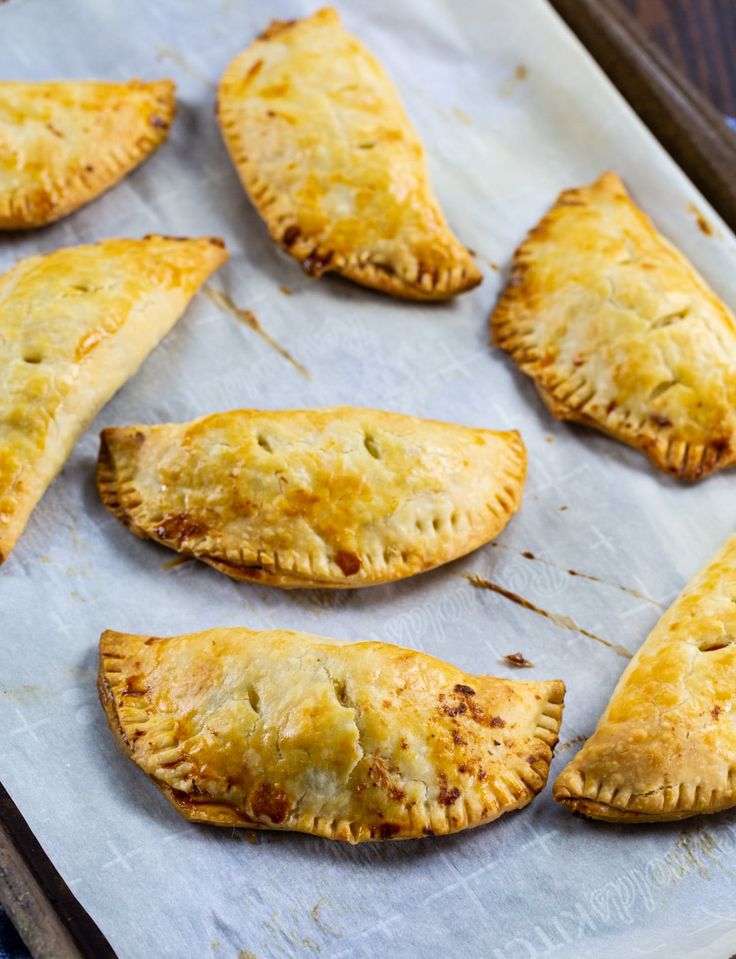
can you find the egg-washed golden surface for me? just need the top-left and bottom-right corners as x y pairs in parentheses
(491, 171), (736, 481)
(216, 7), (481, 300)
(99, 627), (564, 842)
(0, 235), (228, 563)
(0, 79), (176, 229)
(554, 534), (736, 823)
(97, 407), (526, 588)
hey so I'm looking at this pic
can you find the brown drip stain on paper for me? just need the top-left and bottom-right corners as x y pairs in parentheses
(467, 574), (631, 659)
(668, 824), (736, 882)
(687, 202), (714, 237)
(204, 286), (311, 379)
(556, 734), (588, 753)
(452, 106), (473, 126)
(499, 64), (528, 97)
(491, 542), (663, 607)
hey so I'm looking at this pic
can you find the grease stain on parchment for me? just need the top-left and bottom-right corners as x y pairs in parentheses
(499, 64), (528, 97)
(467, 574), (631, 659)
(204, 286), (311, 379)
(310, 897), (340, 936)
(687, 202), (715, 237)
(452, 106), (473, 126)
(155, 46), (214, 88)
(1, 684), (41, 701)
(667, 823), (736, 883)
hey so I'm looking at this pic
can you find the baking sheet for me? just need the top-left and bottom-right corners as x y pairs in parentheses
(3, 0), (736, 956)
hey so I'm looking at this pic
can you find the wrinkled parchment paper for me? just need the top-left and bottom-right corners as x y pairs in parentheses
(3, 1), (736, 956)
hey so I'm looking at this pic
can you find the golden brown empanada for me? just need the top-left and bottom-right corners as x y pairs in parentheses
(216, 7), (481, 300)
(0, 235), (228, 563)
(0, 79), (175, 229)
(554, 534), (736, 822)
(99, 627), (564, 841)
(97, 407), (526, 587)
(492, 171), (736, 480)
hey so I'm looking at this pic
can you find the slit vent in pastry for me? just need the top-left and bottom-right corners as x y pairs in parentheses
(216, 7), (481, 300)
(554, 534), (736, 822)
(96, 407), (526, 587)
(99, 626), (564, 842)
(0, 79), (176, 229)
(0, 235), (228, 562)
(491, 171), (736, 480)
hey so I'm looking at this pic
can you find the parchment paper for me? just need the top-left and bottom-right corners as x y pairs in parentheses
(3, 1), (736, 956)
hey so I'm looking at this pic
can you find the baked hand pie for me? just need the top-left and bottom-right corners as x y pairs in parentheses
(554, 534), (736, 822)
(491, 171), (736, 480)
(99, 626), (564, 841)
(0, 235), (227, 563)
(216, 7), (481, 300)
(97, 407), (526, 587)
(0, 79), (175, 229)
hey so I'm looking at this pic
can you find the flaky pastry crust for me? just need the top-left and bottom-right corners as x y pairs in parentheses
(0, 79), (176, 229)
(96, 407), (526, 587)
(554, 535), (736, 822)
(0, 235), (228, 562)
(99, 627), (564, 842)
(216, 7), (481, 300)
(492, 171), (736, 480)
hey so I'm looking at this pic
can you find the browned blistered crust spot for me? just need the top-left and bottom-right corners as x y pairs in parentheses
(451, 729), (466, 746)
(490, 716), (506, 728)
(149, 114), (169, 129)
(437, 773), (461, 806)
(334, 550), (361, 576)
(650, 412), (672, 427)
(379, 823), (401, 839)
(154, 513), (209, 547)
(454, 683), (476, 697)
(368, 755), (405, 802)
(302, 250), (334, 277)
(120, 674), (148, 695)
(282, 224), (301, 247)
(250, 781), (291, 824)
(441, 699), (466, 718)
(712, 705), (722, 721)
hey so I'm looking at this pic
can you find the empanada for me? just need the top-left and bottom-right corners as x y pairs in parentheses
(492, 171), (736, 480)
(554, 534), (736, 822)
(97, 407), (526, 587)
(0, 235), (228, 562)
(99, 627), (564, 841)
(216, 7), (481, 300)
(0, 79), (175, 229)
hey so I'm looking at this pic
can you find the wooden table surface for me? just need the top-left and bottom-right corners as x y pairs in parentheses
(622, 0), (736, 117)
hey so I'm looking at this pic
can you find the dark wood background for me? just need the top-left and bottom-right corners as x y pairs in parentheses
(622, 0), (736, 116)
